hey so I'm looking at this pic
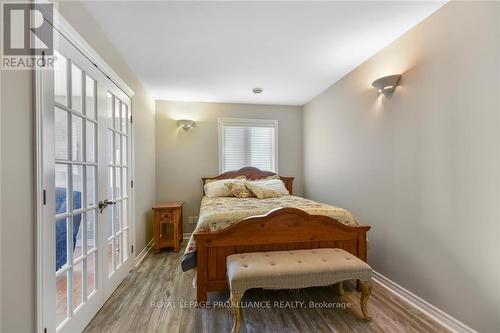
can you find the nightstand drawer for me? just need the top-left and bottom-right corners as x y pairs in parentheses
(159, 210), (173, 222)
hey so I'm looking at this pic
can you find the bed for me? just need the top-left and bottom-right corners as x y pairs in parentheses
(183, 167), (371, 303)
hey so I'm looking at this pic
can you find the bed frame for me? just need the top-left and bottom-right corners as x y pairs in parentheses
(194, 167), (370, 303)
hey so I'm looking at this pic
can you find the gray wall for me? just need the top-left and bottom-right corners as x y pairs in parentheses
(0, 1), (157, 331)
(156, 100), (303, 233)
(1, 69), (35, 333)
(303, 2), (500, 332)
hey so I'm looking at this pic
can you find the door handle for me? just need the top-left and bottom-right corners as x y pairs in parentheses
(98, 199), (116, 213)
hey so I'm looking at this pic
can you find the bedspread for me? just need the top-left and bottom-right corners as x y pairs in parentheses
(181, 195), (358, 271)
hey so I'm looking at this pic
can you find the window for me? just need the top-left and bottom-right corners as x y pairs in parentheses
(219, 118), (278, 173)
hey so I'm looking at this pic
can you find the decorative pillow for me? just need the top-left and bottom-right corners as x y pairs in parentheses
(204, 176), (246, 197)
(248, 179), (289, 196)
(225, 182), (254, 198)
(245, 182), (284, 199)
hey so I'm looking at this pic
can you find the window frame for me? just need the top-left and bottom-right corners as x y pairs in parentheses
(218, 117), (279, 174)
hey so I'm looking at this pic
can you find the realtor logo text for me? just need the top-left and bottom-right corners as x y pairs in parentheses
(2, 2), (54, 69)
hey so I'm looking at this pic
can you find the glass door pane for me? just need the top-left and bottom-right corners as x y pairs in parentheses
(105, 93), (130, 278)
(53, 52), (99, 330)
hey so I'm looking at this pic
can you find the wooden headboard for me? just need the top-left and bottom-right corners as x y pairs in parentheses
(202, 167), (294, 195)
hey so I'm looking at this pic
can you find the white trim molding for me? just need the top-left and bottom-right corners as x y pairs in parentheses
(44, 6), (135, 98)
(373, 271), (477, 333)
(135, 238), (154, 268)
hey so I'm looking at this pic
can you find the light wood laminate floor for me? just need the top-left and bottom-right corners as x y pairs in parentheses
(84, 245), (451, 333)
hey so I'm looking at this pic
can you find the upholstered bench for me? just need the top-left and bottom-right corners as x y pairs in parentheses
(226, 248), (373, 333)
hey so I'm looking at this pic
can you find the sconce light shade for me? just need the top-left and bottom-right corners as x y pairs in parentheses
(372, 74), (401, 95)
(177, 119), (195, 130)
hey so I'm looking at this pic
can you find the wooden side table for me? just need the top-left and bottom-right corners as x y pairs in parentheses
(152, 201), (183, 253)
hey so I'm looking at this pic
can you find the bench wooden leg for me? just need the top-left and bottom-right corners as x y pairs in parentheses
(230, 293), (243, 333)
(338, 281), (345, 296)
(359, 280), (373, 320)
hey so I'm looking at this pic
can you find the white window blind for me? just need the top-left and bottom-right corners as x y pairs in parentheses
(219, 118), (278, 173)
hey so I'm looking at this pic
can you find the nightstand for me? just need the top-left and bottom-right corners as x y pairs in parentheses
(152, 202), (183, 253)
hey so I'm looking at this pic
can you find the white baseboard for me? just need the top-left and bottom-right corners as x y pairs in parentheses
(135, 238), (154, 268)
(372, 271), (477, 333)
(135, 235), (190, 266)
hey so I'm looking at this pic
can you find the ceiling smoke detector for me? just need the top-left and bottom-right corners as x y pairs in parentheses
(252, 87), (263, 94)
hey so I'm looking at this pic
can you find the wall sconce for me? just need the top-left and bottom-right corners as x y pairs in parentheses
(177, 119), (195, 130)
(372, 74), (401, 95)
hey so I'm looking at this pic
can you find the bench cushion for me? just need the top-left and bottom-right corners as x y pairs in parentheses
(226, 248), (371, 296)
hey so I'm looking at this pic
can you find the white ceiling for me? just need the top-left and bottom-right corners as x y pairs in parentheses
(82, 1), (446, 105)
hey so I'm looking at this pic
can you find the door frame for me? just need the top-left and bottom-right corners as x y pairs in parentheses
(34, 7), (136, 333)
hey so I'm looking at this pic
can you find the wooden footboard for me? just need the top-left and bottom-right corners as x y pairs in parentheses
(194, 207), (371, 303)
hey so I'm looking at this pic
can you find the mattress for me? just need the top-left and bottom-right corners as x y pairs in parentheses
(181, 195), (358, 271)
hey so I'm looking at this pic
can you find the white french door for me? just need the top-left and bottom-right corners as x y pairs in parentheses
(103, 77), (133, 299)
(40, 30), (133, 333)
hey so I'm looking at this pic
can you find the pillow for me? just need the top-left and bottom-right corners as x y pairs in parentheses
(205, 175), (246, 184)
(248, 179), (289, 196)
(260, 174), (281, 180)
(245, 182), (284, 199)
(204, 177), (246, 197)
(225, 182), (254, 198)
